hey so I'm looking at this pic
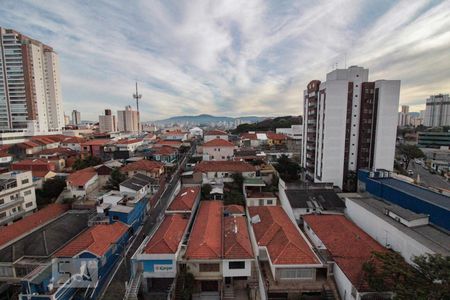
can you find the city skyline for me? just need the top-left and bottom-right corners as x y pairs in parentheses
(1, 0), (449, 121)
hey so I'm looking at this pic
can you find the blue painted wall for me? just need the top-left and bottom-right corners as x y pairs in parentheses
(358, 170), (450, 230)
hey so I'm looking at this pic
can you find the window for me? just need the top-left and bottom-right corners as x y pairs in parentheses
(25, 202), (33, 208)
(199, 263), (220, 272)
(0, 199), (3, 205)
(0, 212), (6, 218)
(24, 190), (32, 196)
(21, 179), (29, 184)
(279, 268), (314, 279)
(267, 199), (273, 205)
(258, 199), (264, 206)
(112, 215), (119, 221)
(229, 261), (245, 269)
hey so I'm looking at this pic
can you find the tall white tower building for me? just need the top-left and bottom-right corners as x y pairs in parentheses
(117, 105), (139, 133)
(99, 109), (117, 133)
(301, 66), (400, 190)
(424, 94), (450, 127)
(0, 27), (64, 132)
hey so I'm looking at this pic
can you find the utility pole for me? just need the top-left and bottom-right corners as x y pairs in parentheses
(132, 82), (142, 134)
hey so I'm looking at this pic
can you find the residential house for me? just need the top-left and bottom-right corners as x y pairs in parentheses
(303, 214), (392, 300)
(11, 159), (57, 187)
(243, 178), (277, 207)
(121, 159), (165, 178)
(151, 145), (178, 164)
(163, 130), (188, 141)
(66, 167), (99, 198)
(204, 130), (228, 143)
(81, 139), (112, 159)
(166, 186), (200, 214)
(202, 139), (235, 161)
(266, 132), (287, 146)
(60, 136), (86, 151)
(194, 161), (257, 184)
(248, 206), (328, 298)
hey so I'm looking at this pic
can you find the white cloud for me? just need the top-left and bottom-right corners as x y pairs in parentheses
(0, 0), (448, 120)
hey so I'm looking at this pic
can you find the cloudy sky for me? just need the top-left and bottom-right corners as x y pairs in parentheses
(1, 0), (449, 121)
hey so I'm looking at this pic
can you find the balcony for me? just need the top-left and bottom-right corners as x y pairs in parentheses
(0, 196), (24, 212)
(0, 208), (26, 226)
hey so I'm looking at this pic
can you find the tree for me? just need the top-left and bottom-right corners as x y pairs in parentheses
(104, 168), (127, 190)
(72, 156), (102, 170)
(36, 178), (67, 206)
(274, 154), (300, 181)
(230, 173), (244, 189)
(397, 144), (425, 168)
(201, 184), (212, 200)
(363, 252), (450, 300)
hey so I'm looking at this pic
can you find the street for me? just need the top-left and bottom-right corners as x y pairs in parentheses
(407, 161), (450, 191)
(99, 145), (195, 300)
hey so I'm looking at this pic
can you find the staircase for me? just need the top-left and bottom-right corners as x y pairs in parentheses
(223, 284), (234, 299)
(123, 270), (142, 300)
(173, 274), (185, 300)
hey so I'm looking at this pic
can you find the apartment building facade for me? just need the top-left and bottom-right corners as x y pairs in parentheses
(117, 105), (139, 133)
(0, 171), (36, 226)
(99, 109), (117, 132)
(301, 66), (400, 190)
(424, 94), (450, 127)
(0, 28), (64, 132)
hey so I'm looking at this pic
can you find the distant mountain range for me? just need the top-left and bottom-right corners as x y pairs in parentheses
(153, 114), (267, 125)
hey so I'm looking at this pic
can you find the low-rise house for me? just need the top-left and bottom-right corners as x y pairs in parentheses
(151, 145), (178, 164)
(135, 214), (190, 297)
(303, 214), (392, 300)
(240, 132), (260, 148)
(67, 167), (99, 198)
(11, 158), (58, 186)
(243, 178), (277, 207)
(248, 206), (328, 299)
(202, 138), (235, 161)
(345, 195), (450, 264)
(155, 140), (183, 149)
(81, 139), (112, 159)
(121, 159), (165, 178)
(104, 138), (144, 159)
(204, 130), (228, 143)
(0, 171), (37, 226)
(166, 186), (200, 214)
(266, 132), (287, 146)
(163, 130), (189, 141)
(120, 173), (160, 200)
(194, 161), (257, 184)
(60, 136), (86, 151)
(19, 222), (130, 300)
(279, 180), (345, 223)
(184, 201), (255, 298)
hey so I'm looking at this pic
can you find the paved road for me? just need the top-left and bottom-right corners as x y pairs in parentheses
(407, 161), (450, 191)
(99, 145), (195, 300)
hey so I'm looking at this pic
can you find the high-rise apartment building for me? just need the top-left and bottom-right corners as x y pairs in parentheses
(301, 66), (400, 190)
(398, 105), (410, 127)
(0, 27), (64, 132)
(424, 94), (450, 127)
(117, 105), (139, 133)
(99, 109), (117, 133)
(71, 109), (80, 125)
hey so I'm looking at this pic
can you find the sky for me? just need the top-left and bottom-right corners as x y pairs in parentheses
(1, 0), (449, 121)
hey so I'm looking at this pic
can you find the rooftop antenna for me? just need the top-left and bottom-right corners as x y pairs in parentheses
(132, 82), (142, 134)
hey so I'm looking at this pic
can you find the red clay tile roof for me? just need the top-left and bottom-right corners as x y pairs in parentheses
(0, 204), (69, 248)
(67, 167), (97, 186)
(12, 159), (56, 173)
(205, 130), (227, 136)
(194, 161), (256, 173)
(240, 133), (258, 140)
(55, 222), (129, 257)
(203, 138), (234, 147)
(156, 140), (182, 147)
(17, 141), (40, 149)
(224, 204), (245, 214)
(37, 147), (78, 156)
(224, 215), (253, 259)
(266, 132), (287, 140)
(121, 160), (164, 173)
(167, 187), (200, 211)
(153, 145), (177, 156)
(82, 139), (111, 147)
(302, 214), (387, 291)
(115, 138), (143, 145)
(144, 214), (189, 254)
(62, 136), (86, 144)
(248, 206), (319, 265)
(185, 201), (223, 260)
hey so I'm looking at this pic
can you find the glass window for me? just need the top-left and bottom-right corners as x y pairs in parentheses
(229, 261), (245, 269)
